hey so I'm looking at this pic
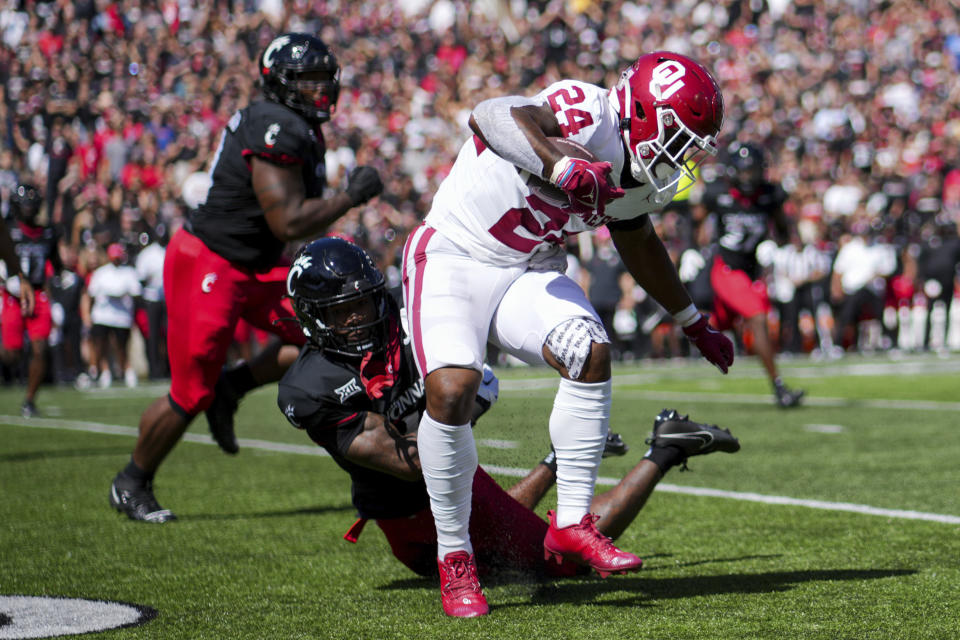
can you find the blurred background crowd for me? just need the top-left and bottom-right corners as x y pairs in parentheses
(1, 0), (959, 387)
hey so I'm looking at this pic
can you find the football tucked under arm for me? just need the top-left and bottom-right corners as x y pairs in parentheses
(522, 138), (624, 214)
(520, 137), (592, 204)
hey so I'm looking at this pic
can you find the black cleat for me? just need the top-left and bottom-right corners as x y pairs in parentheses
(602, 431), (629, 458)
(646, 409), (740, 470)
(774, 384), (805, 408)
(21, 400), (39, 418)
(205, 370), (241, 454)
(109, 476), (176, 523)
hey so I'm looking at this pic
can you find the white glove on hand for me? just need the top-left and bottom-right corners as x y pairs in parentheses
(477, 364), (499, 409)
(471, 364), (500, 426)
(5, 276), (20, 297)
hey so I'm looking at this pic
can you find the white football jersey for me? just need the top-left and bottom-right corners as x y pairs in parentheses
(425, 79), (677, 266)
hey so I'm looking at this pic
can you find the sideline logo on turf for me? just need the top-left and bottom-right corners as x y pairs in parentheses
(0, 596), (156, 639)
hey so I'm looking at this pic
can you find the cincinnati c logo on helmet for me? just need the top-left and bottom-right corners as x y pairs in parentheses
(262, 35), (292, 70)
(286, 252), (313, 295)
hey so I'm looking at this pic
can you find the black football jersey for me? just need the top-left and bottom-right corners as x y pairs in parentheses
(191, 100), (327, 271)
(703, 181), (786, 278)
(10, 223), (61, 287)
(276, 342), (429, 520)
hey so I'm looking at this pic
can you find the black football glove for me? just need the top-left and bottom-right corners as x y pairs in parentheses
(345, 166), (383, 206)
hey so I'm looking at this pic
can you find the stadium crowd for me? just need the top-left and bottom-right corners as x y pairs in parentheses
(1, 0), (959, 391)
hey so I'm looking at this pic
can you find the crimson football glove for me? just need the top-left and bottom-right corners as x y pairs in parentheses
(682, 315), (734, 374)
(551, 157), (625, 215)
(346, 166), (383, 206)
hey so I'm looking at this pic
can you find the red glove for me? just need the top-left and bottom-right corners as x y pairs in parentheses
(552, 157), (625, 215)
(682, 315), (734, 374)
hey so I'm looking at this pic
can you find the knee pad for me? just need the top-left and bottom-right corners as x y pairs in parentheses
(544, 318), (609, 380)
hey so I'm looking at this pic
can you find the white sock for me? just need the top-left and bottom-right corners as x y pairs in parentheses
(417, 411), (477, 558)
(550, 378), (612, 528)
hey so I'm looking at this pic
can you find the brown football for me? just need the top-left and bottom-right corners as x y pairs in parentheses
(521, 137), (598, 206)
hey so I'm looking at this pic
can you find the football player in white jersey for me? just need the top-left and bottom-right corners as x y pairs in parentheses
(401, 51), (734, 617)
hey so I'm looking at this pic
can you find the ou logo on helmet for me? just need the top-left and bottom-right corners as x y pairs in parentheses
(649, 60), (686, 100)
(262, 35), (292, 69)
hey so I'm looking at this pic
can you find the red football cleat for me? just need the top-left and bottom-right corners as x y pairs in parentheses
(437, 551), (489, 618)
(543, 510), (643, 578)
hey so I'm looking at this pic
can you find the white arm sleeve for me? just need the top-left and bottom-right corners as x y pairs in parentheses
(471, 95), (546, 177)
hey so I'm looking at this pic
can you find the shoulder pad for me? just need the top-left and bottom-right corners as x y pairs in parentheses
(240, 102), (316, 164)
(534, 80), (611, 144)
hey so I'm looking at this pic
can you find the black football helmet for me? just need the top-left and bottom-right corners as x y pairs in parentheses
(259, 33), (340, 124)
(287, 237), (390, 357)
(9, 183), (42, 223)
(723, 142), (765, 193)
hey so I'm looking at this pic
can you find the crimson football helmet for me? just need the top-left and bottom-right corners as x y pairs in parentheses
(259, 33), (340, 124)
(612, 51), (724, 195)
(286, 238), (390, 357)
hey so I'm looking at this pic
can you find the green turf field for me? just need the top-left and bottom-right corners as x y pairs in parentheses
(2, 353), (959, 639)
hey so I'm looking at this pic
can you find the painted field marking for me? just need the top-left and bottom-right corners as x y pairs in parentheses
(477, 438), (519, 449)
(5, 414), (959, 526)
(804, 424), (845, 433)
(505, 383), (960, 412)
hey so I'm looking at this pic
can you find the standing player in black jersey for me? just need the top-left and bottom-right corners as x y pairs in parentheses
(1, 183), (57, 417)
(702, 142), (804, 408)
(109, 33), (383, 523)
(277, 238), (739, 614)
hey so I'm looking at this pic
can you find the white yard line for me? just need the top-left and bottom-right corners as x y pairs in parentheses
(484, 465), (960, 525)
(804, 424), (845, 433)
(476, 438), (519, 449)
(502, 379), (960, 411)
(5, 414), (959, 526)
(0, 415), (326, 456)
(504, 353), (960, 389)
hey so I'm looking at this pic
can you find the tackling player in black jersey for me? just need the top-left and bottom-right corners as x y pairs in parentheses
(276, 237), (740, 614)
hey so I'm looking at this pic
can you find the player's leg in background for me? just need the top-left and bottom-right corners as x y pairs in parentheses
(592, 408), (740, 539)
(110, 230), (242, 522)
(0, 292), (25, 382)
(588, 459), (662, 540)
(712, 259), (802, 407)
(204, 276), (308, 454)
(23, 337), (46, 413)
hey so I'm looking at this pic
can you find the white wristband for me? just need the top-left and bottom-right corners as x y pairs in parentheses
(549, 156), (574, 185)
(673, 304), (700, 327)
